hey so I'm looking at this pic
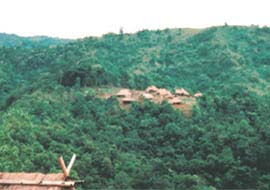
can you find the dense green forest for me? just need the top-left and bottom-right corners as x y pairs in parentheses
(0, 25), (270, 189)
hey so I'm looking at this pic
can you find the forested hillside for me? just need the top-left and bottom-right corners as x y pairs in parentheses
(0, 26), (270, 189)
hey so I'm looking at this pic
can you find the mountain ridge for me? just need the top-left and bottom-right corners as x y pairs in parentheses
(0, 32), (73, 48)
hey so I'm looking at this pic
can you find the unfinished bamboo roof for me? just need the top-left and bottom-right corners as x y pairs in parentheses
(0, 173), (69, 190)
(0, 154), (78, 190)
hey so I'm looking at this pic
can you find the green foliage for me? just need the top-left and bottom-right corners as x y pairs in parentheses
(0, 26), (270, 189)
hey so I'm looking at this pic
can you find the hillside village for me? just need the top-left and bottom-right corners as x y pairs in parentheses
(1, 26), (270, 190)
(95, 86), (203, 116)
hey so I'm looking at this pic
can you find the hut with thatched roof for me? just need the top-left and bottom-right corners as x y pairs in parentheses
(175, 88), (190, 96)
(194, 92), (203, 98)
(122, 97), (136, 104)
(145, 85), (159, 93)
(158, 88), (173, 97)
(116, 89), (131, 98)
(168, 98), (183, 105)
(142, 93), (154, 100)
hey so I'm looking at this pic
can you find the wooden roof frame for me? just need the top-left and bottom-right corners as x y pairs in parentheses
(0, 154), (80, 189)
(0, 179), (75, 187)
(58, 154), (76, 179)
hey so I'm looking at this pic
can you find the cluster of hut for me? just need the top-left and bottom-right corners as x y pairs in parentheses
(115, 85), (202, 106)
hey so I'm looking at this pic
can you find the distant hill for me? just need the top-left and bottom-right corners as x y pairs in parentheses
(0, 33), (73, 48)
(5, 25), (268, 93)
(1, 25), (270, 113)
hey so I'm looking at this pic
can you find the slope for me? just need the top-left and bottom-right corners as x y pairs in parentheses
(0, 26), (270, 189)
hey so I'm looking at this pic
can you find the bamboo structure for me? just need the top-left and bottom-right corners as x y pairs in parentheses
(0, 154), (80, 190)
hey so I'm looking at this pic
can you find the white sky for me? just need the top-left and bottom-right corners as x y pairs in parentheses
(0, 0), (269, 39)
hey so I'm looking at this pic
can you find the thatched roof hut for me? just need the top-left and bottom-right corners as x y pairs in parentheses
(142, 93), (154, 100)
(145, 85), (159, 93)
(175, 88), (190, 96)
(116, 89), (131, 97)
(168, 98), (183, 105)
(194, 92), (203, 98)
(122, 97), (136, 104)
(158, 88), (172, 97)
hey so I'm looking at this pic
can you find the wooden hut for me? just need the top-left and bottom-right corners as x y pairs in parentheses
(0, 154), (79, 190)
(158, 88), (172, 97)
(122, 97), (136, 104)
(175, 88), (190, 96)
(168, 98), (183, 105)
(116, 89), (131, 98)
(142, 93), (154, 100)
(145, 85), (159, 93)
(194, 92), (203, 98)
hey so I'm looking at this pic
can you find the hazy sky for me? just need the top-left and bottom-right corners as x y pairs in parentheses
(0, 0), (269, 39)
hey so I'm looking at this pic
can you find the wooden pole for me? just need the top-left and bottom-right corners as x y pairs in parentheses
(58, 156), (69, 178)
(67, 154), (76, 174)
(58, 154), (76, 178)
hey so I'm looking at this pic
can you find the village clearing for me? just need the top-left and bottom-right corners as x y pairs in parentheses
(85, 86), (202, 116)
